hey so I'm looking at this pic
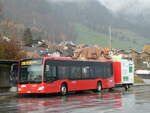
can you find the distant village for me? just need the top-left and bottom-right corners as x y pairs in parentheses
(1, 35), (150, 70)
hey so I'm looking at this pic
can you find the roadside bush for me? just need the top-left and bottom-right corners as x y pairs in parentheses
(134, 75), (144, 84)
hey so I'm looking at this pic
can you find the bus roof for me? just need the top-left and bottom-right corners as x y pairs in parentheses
(43, 57), (113, 62)
(20, 57), (113, 63)
(44, 57), (72, 60)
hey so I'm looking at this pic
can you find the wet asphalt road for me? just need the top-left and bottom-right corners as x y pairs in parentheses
(0, 86), (150, 113)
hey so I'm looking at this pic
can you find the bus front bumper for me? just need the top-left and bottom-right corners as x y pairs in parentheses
(17, 84), (46, 94)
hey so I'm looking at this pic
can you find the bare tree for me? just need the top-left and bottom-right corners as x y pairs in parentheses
(0, 36), (27, 60)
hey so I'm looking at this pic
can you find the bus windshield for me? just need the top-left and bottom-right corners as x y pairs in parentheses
(19, 59), (42, 84)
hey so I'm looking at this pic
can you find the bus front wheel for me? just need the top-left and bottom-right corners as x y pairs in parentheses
(60, 84), (68, 95)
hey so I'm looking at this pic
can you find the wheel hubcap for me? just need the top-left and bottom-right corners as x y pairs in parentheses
(97, 84), (101, 91)
(62, 86), (66, 93)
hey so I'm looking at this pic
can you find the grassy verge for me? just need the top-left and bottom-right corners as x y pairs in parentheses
(134, 75), (144, 84)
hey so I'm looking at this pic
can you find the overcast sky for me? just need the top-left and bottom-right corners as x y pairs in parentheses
(99, 0), (150, 14)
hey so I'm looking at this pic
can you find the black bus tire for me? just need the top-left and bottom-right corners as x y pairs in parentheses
(124, 85), (129, 91)
(60, 84), (68, 95)
(94, 82), (102, 92)
(128, 84), (131, 88)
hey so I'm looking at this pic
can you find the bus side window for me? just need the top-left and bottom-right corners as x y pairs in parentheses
(82, 66), (90, 79)
(70, 66), (82, 79)
(57, 66), (69, 79)
(89, 66), (95, 78)
(103, 63), (113, 78)
(94, 65), (103, 78)
(108, 63), (113, 77)
(44, 65), (57, 82)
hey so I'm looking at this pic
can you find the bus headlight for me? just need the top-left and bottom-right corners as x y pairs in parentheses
(38, 86), (44, 91)
(109, 80), (113, 83)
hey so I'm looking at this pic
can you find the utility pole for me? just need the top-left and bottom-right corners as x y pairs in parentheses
(109, 25), (112, 48)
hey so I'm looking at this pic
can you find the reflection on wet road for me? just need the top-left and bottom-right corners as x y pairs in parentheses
(1, 86), (150, 113)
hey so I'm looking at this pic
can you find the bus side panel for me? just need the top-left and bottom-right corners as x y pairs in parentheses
(43, 80), (76, 93)
(18, 81), (68, 94)
(76, 79), (97, 90)
(101, 77), (115, 88)
(113, 62), (122, 84)
(67, 78), (114, 91)
(68, 79), (114, 91)
(47, 79), (97, 93)
(44, 81), (61, 93)
(44, 78), (114, 93)
(44, 80), (82, 93)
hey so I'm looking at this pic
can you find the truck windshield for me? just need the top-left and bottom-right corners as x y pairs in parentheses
(19, 60), (42, 84)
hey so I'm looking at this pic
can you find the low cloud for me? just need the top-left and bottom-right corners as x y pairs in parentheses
(98, 0), (150, 15)
(48, 0), (74, 1)
(47, 0), (150, 15)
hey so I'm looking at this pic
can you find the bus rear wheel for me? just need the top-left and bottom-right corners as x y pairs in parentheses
(94, 82), (102, 92)
(124, 85), (130, 91)
(60, 84), (68, 95)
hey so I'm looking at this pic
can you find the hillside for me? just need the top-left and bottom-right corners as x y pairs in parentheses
(74, 24), (149, 50)
(0, 0), (149, 50)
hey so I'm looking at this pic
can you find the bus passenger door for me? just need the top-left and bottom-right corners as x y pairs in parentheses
(44, 64), (59, 92)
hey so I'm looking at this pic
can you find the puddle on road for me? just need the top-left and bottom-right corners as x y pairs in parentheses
(0, 86), (150, 113)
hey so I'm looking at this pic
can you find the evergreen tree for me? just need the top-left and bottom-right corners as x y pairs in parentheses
(23, 28), (33, 46)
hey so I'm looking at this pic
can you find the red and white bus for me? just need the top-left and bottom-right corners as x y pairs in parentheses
(113, 59), (134, 90)
(17, 57), (115, 95)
